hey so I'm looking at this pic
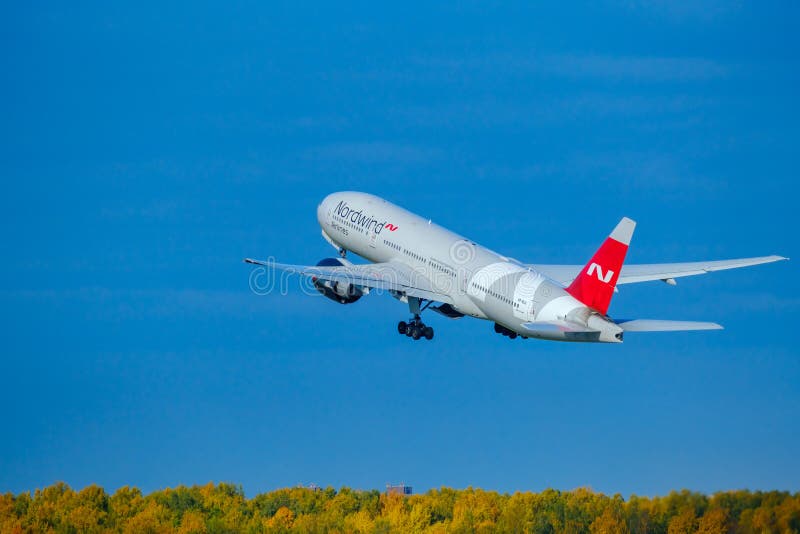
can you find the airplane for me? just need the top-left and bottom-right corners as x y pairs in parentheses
(245, 191), (787, 343)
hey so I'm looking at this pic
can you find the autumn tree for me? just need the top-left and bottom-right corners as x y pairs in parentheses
(1, 482), (798, 534)
(696, 508), (729, 534)
(592, 506), (630, 534)
(668, 507), (698, 534)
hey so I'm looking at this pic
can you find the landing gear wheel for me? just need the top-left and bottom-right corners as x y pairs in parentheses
(399, 299), (434, 341)
(423, 326), (434, 340)
(509, 332), (518, 339)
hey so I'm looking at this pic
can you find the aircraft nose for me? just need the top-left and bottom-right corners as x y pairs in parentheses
(317, 193), (334, 226)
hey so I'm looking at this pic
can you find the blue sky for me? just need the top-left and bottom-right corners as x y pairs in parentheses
(1, 2), (797, 497)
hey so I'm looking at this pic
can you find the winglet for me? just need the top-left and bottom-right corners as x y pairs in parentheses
(566, 217), (637, 315)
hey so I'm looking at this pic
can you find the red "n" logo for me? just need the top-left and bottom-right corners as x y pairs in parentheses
(565, 217), (634, 315)
(587, 263), (614, 283)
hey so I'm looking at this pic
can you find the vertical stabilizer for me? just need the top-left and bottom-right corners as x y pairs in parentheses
(566, 217), (636, 314)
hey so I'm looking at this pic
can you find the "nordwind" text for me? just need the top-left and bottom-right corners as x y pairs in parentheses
(335, 201), (398, 234)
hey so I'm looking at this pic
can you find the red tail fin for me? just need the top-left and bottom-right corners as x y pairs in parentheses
(566, 217), (636, 315)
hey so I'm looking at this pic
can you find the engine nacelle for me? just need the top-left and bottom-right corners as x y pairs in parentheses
(313, 258), (364, 304)
(431, 303), (465, 319)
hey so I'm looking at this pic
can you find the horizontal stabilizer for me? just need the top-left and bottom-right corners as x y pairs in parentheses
(616, 319), (723, 332)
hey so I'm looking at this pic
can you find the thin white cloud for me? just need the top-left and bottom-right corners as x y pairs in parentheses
(388, 93), (710, 133)
(99, 199), (179, 221)
(612, 0), (742, 21)
(410, 53), (729, 83)
(304, 142), (442, 165)
(689, 291), (800, 315)
(565, 150), (724, 192)
(1, 286), (315, 320)
(543, 54), (728, 82)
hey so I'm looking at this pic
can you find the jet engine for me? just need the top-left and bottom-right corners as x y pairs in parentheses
(431, 303), (465, 319)
(313, 257), (365, 304)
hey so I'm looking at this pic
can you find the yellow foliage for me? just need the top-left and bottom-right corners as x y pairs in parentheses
(0, 494), (15, 521)
(65, 504), (106, 533)
(266, 505), (295, 532)
(1, 482), (798, 534)
(669, 507), (698, 534)
(696, 508), (728, 534)
(381, 492), (409, 530)
(343, 509), (374, 534)
(422, 522), (449, 534)
(109, 486), (145, 521)
(178, 510), (207, 534)
(775, 496), (800, 534)
(123, 500), (173, 534)
(451, 488), (501, 531)
(290, 513), (319, 534)
(591, 507), (629, 534)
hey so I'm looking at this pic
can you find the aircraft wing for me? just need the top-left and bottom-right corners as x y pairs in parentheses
(528, 255), (787, 287)
(244, 258), (454, 304)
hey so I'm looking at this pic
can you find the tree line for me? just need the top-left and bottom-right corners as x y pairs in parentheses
(1, 482), (798, 534)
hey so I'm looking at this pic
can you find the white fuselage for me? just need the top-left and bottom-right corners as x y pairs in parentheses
(317, 192), (622, 342)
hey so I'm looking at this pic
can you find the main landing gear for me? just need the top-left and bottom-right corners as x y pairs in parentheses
(398, 297), (434, 341)
(398, 318), (434, 340)
(494, 323), (526, 340)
